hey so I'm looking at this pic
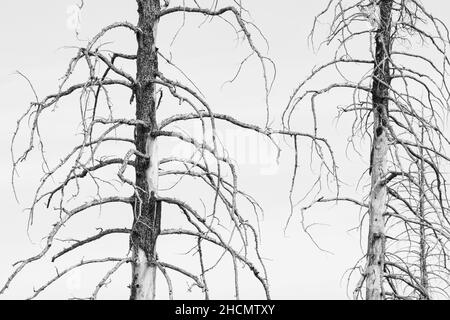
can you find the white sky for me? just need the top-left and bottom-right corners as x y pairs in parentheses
(0, 0), (448, 300)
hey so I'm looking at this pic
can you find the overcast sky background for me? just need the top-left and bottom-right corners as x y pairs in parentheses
(0, 0), (448, 300)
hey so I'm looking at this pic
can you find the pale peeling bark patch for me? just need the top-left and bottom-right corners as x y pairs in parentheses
(366, 129), (388, 300)
(145, 136), (159, 192)
(131, 247), (157, 300)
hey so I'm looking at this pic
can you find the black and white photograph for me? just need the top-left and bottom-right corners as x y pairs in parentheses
(1, 0), (449, 308)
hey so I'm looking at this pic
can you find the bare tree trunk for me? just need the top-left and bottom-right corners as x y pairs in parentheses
(418, 126), (429, 299)
(130, 0), (161, 300)
(366, 0), (393, 300)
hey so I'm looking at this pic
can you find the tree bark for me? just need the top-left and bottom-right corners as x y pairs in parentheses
(130, 0), (161, 300)
(366, 0), (393, 300)
(418, 126), (429, 299)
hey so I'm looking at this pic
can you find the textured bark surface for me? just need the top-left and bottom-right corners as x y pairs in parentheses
(130, 0), (161, 300)
(418, 128), (429, 299)
(366, 0), (393, 300)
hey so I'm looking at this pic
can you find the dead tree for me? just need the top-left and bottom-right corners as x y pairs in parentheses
(1, 0), (336, 300)
(285, 0), (450, 299)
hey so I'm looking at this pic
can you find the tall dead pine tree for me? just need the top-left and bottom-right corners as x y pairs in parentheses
(366, 0), (393, 300)
(285, 0), (450, 299)
(2, 0), (337, 300)
(131, 0), (161, 300)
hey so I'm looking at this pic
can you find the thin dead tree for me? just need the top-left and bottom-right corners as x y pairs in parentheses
(285, 0), (450, 300)
(2, 0), (336, 300)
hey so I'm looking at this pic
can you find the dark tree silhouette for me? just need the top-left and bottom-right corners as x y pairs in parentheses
(1, 0), (336, 300)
